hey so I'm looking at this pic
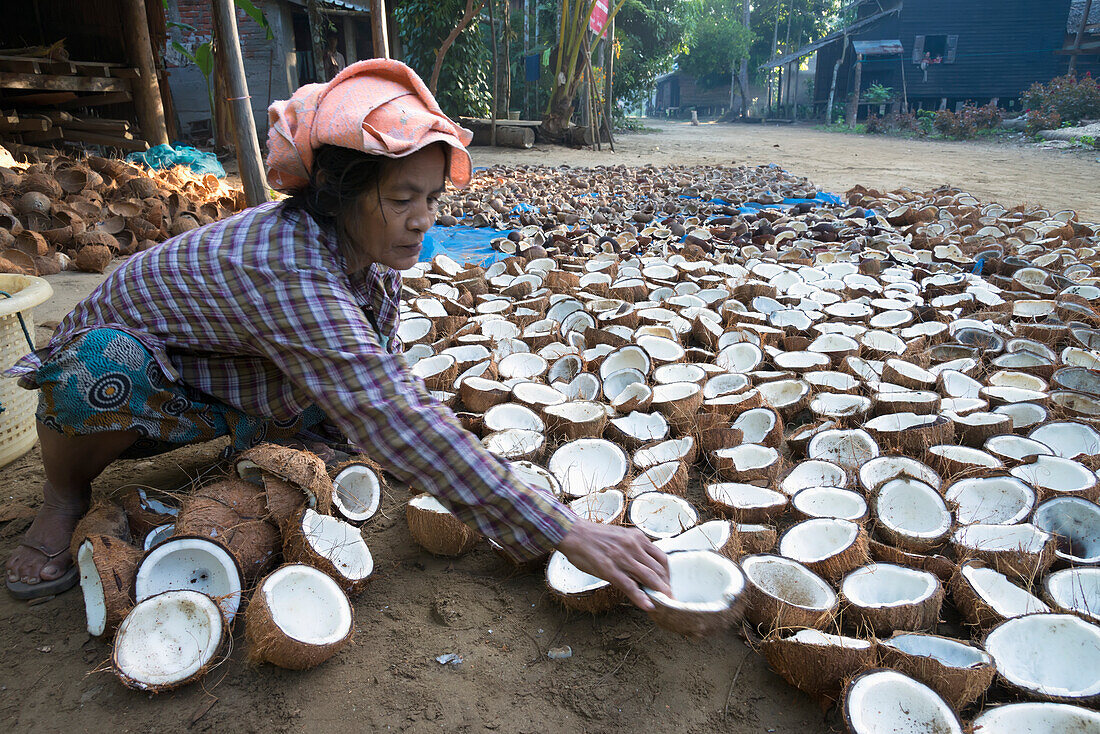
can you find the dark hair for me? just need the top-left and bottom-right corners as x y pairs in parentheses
(283, 144), (389, 229)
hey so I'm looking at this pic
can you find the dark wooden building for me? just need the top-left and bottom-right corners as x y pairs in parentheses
(767, 0), (1100, 118)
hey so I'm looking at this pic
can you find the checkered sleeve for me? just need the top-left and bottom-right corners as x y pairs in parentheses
(239, 262), (576, 559)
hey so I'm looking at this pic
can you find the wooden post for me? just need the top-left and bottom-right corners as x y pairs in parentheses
(826, 35), (847, 124)
(371, 0), (390, 59)
(847, 52), (862, 128)
(121, 0), (169, 145)
(306, 0), (327, 81)
(899, 51), (908, 112)
(212, 0), (268, 207)
(344, 16), (358, 63)
(603, 17), (615, 150)
(488, 0), (499, 146)
(1069, 0), (1094, 75)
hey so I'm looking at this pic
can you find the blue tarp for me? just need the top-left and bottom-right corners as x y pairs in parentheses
(126, 144), (227, 178)
(419, 191), (850, 265)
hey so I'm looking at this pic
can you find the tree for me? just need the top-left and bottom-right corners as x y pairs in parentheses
(679, 0), (752, 90)
(610, 0), (690, 111)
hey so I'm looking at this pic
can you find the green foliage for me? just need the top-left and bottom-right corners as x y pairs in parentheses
(1022, 73), (1100, 127)
(611, 0), (690, 107)
(235, 0), (274, 40)
(747, 0), (834, 84)
(1076, 134), (1098, 148)
(1025, 107), (1062, 136)
(863, 82), (892, 105)
(678, 0), (752, 89)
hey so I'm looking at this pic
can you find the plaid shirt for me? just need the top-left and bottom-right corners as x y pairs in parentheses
(6, 202), (575, 559)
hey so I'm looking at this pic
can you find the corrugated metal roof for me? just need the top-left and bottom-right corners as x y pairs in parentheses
(852, 39), (904, 56)
(759, 4), (901, 70)
(322, 0), (371, 12)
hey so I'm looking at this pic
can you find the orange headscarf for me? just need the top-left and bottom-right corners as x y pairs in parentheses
(266, 59), (473, 192)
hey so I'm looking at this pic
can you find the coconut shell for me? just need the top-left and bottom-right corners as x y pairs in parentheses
(647, 591), (747, 639)
(868, 540), (956, 582)
(878, 634), (996, 710)
(78, 535), (143, 637)
(70, 500), (131, 561)
(282, 509), (373, 595)
(176, 492), (280, 581)
(798, 525), (871, 582)
(117, 488), (177, 541)
(842, 579), (944, 635)
(744, 575), (838, 632)
(738, 524), (778, 555)
(193, 476), (266, 519)
(244, 566), (354, 669)
(260, 472), (308, 524)
(547, 580), (625, 613)
(761, 633), (878, 710)
(947, 562), (1021, 629)
(405, 499), (481, 557)
(236, 443), (333, 515)
(74, 243), (112, 273)
(950, 537), (1055, 582)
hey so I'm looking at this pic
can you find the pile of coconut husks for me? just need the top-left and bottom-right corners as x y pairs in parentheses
(67, 163), (1100, 732)
(0, 150), (246, 276)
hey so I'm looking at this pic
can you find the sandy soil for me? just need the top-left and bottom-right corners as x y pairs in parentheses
(2, 122), (1097, 733)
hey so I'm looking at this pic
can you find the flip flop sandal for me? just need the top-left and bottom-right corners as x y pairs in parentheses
(5, 540), (80, 601)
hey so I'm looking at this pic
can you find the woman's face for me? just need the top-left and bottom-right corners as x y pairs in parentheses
(344, 145), (446, 272)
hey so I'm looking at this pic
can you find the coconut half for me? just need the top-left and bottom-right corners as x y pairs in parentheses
(971, 702), (1100, 734)
(984, 613), (1100, 704)
(1043, 567), (1100, 624)
(878, 632), (995, 710)
(1033, 496), (1100, 565)
(644, 550), (747, 637)
(1028, 420), (1100, 460)
(740, 554), (838, 630)
(791, 486), (868, 523)
(236, 443), (334, 515)
(779, 518), (869, 580)
(858, 455), (941, 495)
(112, 590), (225, 692)
(710, 444), (781, 483)
(245, 564), (353, 669)
(807, 429), (880, 470)
(778, 459), (848, 496)
(548, 438), (629, 498)
(949, 560), (1050, 628)
(406, 494), (481, 557)
(569, 489), (626, 524)
(762, 629), (877, 710)
(628, 492), (698, 539)
(545, 549), (623, 612)
(654, 520), (740, 558)
(840, 563), (943, 634)
(134, 536), (243, 623)
(77, 536), (143, 638)
(842, 669), (963, 734)
(874, 477), (953, 553)
(705, 482), (788, 523)
(952, 522), (1055, 580)
(283, 508), (374, 594)
(1011, 455), (1099, 502)
(944, 475), (1036, 526)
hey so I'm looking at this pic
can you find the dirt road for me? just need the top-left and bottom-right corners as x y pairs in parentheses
(2, 122), (1097, 733)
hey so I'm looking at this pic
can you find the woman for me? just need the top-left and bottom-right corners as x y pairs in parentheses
(4, 60), (670, 609)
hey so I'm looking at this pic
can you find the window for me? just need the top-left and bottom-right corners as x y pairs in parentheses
(912, 34), (959, 64)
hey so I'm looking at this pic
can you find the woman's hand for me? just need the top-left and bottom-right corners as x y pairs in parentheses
(556, 520), (671, 611)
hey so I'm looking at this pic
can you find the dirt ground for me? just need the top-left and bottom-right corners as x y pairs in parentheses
(1, 122), (1097, 733)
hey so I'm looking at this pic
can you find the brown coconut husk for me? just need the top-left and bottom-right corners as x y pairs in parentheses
(192, 476), (266, 519)
(117, 488), (177, 541)
(842, 579), (945, 635)
(260, 472), (308, 524)
(74, 243), (112, 273)
(282, 509), (373, 595)
(70, 500), (131, 561)
(948, 561), (1025, 629)
(175, 494), (281, 582)
(236, 443), (333, 515)
(78, 535), (142, 637)
(868, 540), (956, 582)
(458, 377), (510, 413)
(791, 525), (871, 582)
(878, 633), (996, 710)
(647, 590), (747, 639)
(743, 566), (838, 631)
(244, 565), (354, 669)
(737, 524), (779, 555)
(950, 536), (1055, 582)
(547, 580), (625, 613)
(405, 497), (481, 557)
(761, 632), (878, 711)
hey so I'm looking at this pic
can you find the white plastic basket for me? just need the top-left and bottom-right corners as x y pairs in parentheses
(0, 274), (53, 468)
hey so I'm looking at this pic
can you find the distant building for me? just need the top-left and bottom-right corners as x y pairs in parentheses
(763, 0), (1100, 119)
(651, 62), (814, 118)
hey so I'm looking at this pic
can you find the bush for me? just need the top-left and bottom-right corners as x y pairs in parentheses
(931, 103), (1003, 139)
(1025, 107), (1062, 136)
(1022, 73), (1100, 127)
(865, 111), (923, 135)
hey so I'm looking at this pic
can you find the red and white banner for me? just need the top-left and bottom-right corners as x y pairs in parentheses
(588, 0), (610, 37)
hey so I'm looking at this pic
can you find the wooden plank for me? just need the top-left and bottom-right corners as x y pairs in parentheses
(0, 116), (50, 132)
(0, 72), (130, 93)
(0, 91), (78, 106)
(0, 54), (125, 68)
(66, 117), (131, 134)
(55, 91), (132, 109)
(461, 117), (543, 128)
(58, 128), (148, 151)
(17, 128), (63, 144)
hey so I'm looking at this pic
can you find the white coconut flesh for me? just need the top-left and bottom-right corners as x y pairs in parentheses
(788, 627), (871, 649)
(497, 352), (548, 380)
(875, 478), (952, 541)
(844, 670), (963, 734)
(807, 429), (880, 470)
(637, 335), (686, 365)
(645, 550), (745, 612)
(712, 444), (780, 472)
(842, 564), (938, 608)
(703, 373), (750, 399)
(1033, 497), (1100, 564)
(134, 537), (242, 622)
(628, 492), (698, 539)
(300, 509), (373, 584)
(994, 402), (1049, 430)
(600, 345), (651, 379)
(332, 464), (382, 522)
(482, 429), (545, 459)
(985, 614), (1100, 700)
(610, 411), (669, 442)
(652, 381), (701, 408)
(940, 370), (983, 399)
(655, 520), (735, 554)
(627, 461), (682, 498)
(959, 562), (1050, 618)
(569, 490), (626, 524)
(509, 461), (562, 498)
(810, 392), (872, 418)
(554, 373), (601, 401)
(1028, 421), (1100, 460)
(484, 403), (545, 433)
(954, 522), (1053, 555)
(511, 381), (565, 408)
(984, 434), (1054, 464)
(707, 482), (786, 514)
(858, 456), (941, 494)
(792, 487), (867, 521)
(546, 550), (610, 595)
(780, 460), (848, 496)
(971, 702), (1100, 734)
(113, 590), (224, 690)
(1011, 456), (1098, 497)
(929, 444), (1005, 472)
(634, 437), (694, 470)
(144, 523), (175, 551)
(733, 409), (778, 444)
(883, 632), (994, 672)
(1044, 567), (1100, 623)
(779, 519), (861, 564)
(77, 540), (109, 637)
(603, 368), (646, 401)
(757, 379), (810, 409)
(715, 342), (763, 373)
(653, 363), (705, 385)
(549, 439), (628, 498)
(945, 476), (1036, 525)
(864, 412), (942, 435)
(741, 555), (837, 611)
(262, 565), (352, 646)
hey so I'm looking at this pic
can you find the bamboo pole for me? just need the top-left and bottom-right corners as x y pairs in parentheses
(371, 0), (390, 59)
(211, 0), (268, 206)
(489, 0), (499, 146)
(1069, 0), (1094, 75)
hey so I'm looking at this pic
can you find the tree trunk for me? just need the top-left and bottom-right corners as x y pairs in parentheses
(502, 0), (511, 114)
(429, 0), (486, 95)
(307, 0), (327, 82)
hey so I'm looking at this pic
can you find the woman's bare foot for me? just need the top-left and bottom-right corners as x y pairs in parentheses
(5, 422), (138, 596)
